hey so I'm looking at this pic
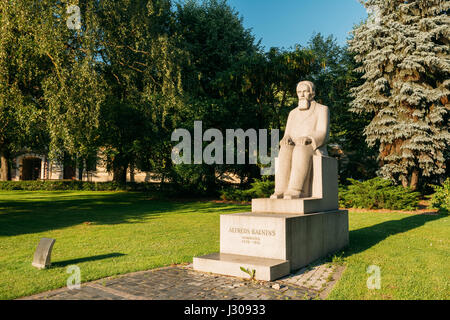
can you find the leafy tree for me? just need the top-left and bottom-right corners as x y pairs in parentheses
(0, 1), (107, 180)
(96, 0), (185, 183)
(349, 0), (450, 190)
(173, 0), (261, 190)
(0, 1), (50, 180)
(173, 1), (319, 190)
(40, 0), (106, 177)
(307, 33), (378, 182)
(175, 0), (257, 97)
(260, 46), (316, 130)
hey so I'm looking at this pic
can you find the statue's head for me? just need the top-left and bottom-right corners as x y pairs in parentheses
(296, 81), (315, 109)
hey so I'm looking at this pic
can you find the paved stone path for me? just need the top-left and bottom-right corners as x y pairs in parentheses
(19, 262), (345, 300)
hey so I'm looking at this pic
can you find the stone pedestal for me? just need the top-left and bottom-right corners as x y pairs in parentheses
(193, 210), (348, 281)
(253, 155), (338, 214)
(194, 81), (348, 281)
(193, 154), (347, 281)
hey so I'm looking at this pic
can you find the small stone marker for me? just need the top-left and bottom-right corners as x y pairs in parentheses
(32, 238), (56, 269)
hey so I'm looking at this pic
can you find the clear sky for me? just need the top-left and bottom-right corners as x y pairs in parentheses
(226, 0), (368, 50)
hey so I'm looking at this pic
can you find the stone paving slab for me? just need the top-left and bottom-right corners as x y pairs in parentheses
(18, 262), (345, 300)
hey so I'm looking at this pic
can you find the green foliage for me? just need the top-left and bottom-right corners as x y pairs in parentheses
(239, 267), (256, 280)
(220, 178), (274, 202)
(172, 0), (263, 189)
(0, 0), (384, 196)
(0, 1), (51, 178)
(96, 0), (185, 183)
(247, 178), (274, 198)
(429, 178), (450, 214)
(339, 177), (420, 210)
(308, 34), (378, 183)
(349, 0), (450, 189)
(0, 180), (160, 192)
(169, 164), (218, 196)
(219, 188), (249, 202)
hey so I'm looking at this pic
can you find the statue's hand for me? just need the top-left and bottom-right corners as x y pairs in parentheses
(280, 137), (295, 146)
(292, 137), (312, 146)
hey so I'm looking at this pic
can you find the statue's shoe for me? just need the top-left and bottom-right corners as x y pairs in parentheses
(283, 190), (301, 200)
(270, 192), (284, 199)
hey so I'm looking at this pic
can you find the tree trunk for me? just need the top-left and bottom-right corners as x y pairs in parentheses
(113, 166), (127, 184)
(129, 162), (135, 183)
(63, 153), (76, 180)
(160, 173), (165, 190)
(112, 154), (128, 184)
(0, 150), (11, 181)
(401, 175), (409, 189)
(410, 169), (419, 191)
(78, 159), (84, 181)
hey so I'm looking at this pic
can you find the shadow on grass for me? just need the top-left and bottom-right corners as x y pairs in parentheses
(341, 213), (446, 258)
(0, 192), (248, 237)
(52, 253), (126, 268)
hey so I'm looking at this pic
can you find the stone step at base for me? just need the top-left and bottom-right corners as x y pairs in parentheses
(193, 253), (290, 281)
(251, 198), (338, 214)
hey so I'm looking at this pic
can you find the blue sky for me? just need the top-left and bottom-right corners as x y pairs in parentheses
(226, 0), (368, 50)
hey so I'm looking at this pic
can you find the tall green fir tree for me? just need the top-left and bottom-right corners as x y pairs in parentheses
(349, 0), (450, 190)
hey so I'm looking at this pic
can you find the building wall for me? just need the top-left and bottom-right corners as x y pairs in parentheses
(81, 165), (160, 183)
(12, 153), (48, 181)
(12, 152), (237, 184)
(12, 152), (161, 182)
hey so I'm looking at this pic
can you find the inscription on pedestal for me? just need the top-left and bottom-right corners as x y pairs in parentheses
(228, 227), (276, 245)
(220, 215), (286, 260)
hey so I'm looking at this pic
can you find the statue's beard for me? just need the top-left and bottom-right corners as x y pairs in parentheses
(298, 99), (310, 110)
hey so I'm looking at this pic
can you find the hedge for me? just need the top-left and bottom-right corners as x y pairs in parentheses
(221, 177), (421, 211)
(0, 180), (160, 192)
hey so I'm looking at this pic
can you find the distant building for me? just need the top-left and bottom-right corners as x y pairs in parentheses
(11, 151), (158, 182)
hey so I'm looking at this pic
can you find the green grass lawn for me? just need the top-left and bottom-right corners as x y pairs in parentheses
(0, 191), (448, 300)
(327, 210), (449, 300)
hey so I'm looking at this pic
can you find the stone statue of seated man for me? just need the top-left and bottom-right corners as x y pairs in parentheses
(271, 80), (330, 200)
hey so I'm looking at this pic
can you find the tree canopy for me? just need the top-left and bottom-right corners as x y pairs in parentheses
(349, 0), (450, 189)
(2, 0), (442, 193)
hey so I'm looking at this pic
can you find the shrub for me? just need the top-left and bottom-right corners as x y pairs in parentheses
(169, 164), (218, 196)
(219, 188), (250, 202)
(339, 177), (420, 211)
(220, 178), (274, 202)
(429, 178), (450, 214)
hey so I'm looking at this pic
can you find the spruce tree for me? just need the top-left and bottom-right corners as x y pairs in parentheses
(349, 0), (450, 189)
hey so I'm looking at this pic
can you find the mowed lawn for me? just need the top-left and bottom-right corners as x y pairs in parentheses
(328, 210), (449, 300)
(0, 191), (448, 300)
(0, 191), (247, 300)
